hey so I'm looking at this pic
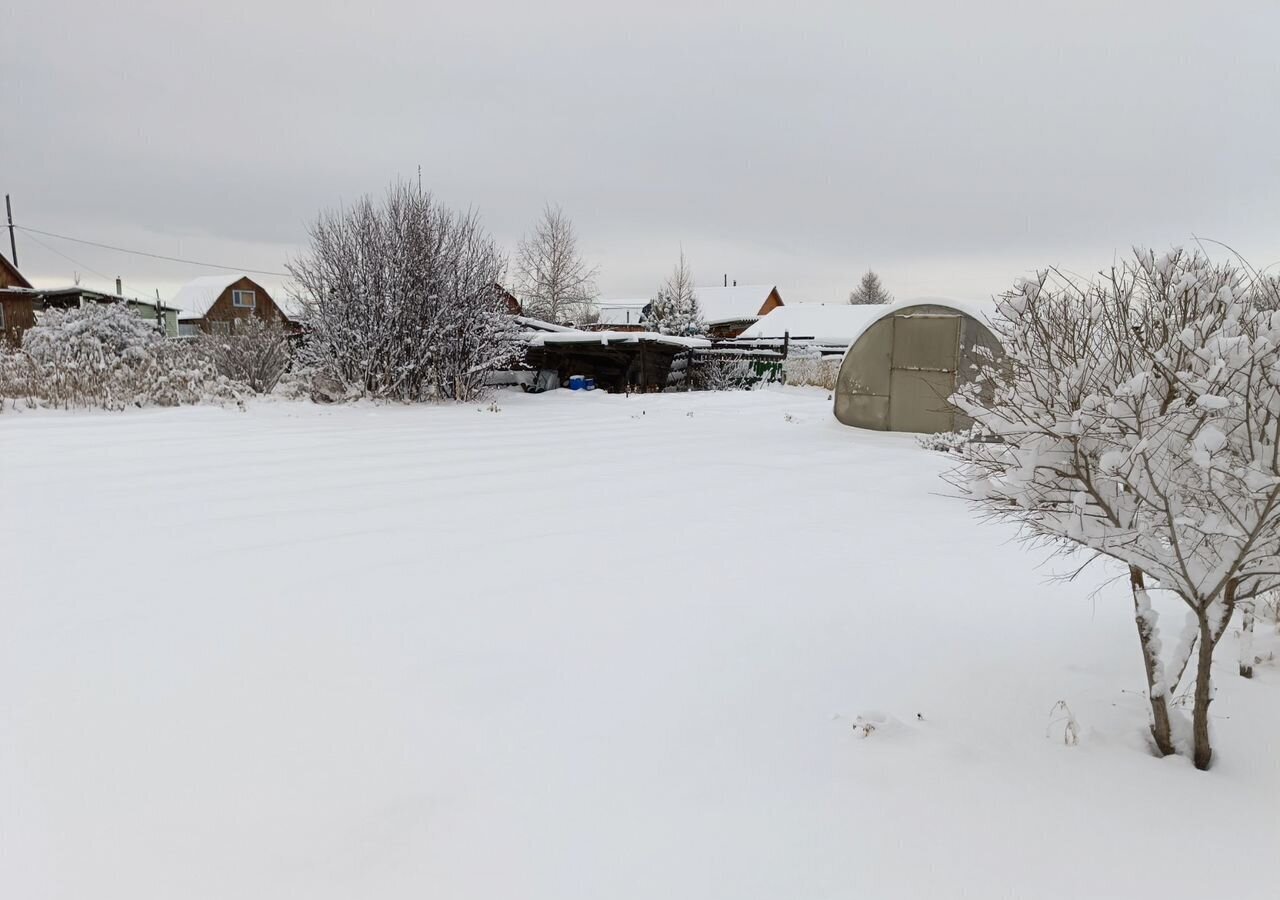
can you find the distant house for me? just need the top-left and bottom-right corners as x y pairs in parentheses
(1, 259), (180, 344)
(735, 303), (892, 352)
(588, 299), (650, 332)
(695, 284), (783, 338)
(37, 287), (181, 337)
(171, 274), (290, 335)
(494, 284), (522, 315)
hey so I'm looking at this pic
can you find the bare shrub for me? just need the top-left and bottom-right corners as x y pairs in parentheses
(199, 318), (289, 394)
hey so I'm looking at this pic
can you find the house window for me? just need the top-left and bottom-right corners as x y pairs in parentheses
(179, 322), (200, 337)
(0, 304), (5, 329)
(212, 321), (232, 335)
(232, 290), (256, 308)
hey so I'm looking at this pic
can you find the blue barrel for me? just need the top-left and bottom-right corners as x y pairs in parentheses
(568, 374), (585, 390)
(584, 377), (596, 391)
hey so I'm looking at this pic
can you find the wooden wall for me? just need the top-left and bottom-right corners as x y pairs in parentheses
(193, 277), (288, 332)
(0, 295), (38, 346)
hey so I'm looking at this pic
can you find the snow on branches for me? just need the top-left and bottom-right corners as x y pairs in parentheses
(287, 182), (522, 403)
(647, 251), (705, 337)
(953, 248), (1280, 770)
(3, 303), (239, 410)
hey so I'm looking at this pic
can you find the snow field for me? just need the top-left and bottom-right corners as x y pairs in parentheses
(0, 388), (1275, 899)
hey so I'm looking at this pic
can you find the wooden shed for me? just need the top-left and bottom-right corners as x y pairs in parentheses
(522, 327), (709, 393)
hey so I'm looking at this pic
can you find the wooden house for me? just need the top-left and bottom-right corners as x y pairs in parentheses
(171, 274), (291, 335)
(696, 284), (783, 339)
(0, 253), (36, 345)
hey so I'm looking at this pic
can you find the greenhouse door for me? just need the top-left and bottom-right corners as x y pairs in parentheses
(887, 314), (960, 433)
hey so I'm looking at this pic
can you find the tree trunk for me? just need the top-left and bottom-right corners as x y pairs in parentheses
(1130, 567), (1175, 756)
(1191, 610), (1216, 770)
(1238, 602), (1255, 679)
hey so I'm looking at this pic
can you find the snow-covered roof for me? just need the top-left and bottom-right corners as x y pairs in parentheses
(596, 299), (649, 326)
(515, 315), (579, 333)
(736, 303), (894, 345)
(170, 274), (249, 321)
(523, 328), (710, 349)
(694, 285), (778, 325)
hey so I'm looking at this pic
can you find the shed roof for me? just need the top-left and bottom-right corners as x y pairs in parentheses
(694, 284), (778, 324)
(523, 328), (709, 349)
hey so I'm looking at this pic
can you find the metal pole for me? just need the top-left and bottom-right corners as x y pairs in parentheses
(5, 194), (17, 267)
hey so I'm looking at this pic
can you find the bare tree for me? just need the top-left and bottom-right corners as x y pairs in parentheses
(287, 181), (520, 402)
(514, 203), (598, 323)
(952, 248), (1280, 770)
(647, 250), (704, 336)
(849, 270), (893, 305)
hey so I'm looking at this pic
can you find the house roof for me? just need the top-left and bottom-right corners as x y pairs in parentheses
(170, 274), (254, 321)
(694, 284), (778, 324)
(0, 253), (33, 289)
(736, 303), (895, 345)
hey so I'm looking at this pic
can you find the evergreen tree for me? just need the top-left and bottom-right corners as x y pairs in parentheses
(647, 251), (704, 336)
(849, 270), (893, 305)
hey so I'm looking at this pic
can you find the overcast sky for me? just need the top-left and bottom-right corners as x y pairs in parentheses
(4, 1), (1278, 306)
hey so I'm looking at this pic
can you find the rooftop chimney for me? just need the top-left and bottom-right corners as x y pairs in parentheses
(115, 276), (122, 296)
(723, 273), (727, 287)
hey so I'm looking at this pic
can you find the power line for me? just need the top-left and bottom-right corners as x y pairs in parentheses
(12, 224), (290, 277)
(19, 229), (114, 282)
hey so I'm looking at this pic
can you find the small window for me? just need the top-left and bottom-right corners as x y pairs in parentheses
(212, 321), (232, 335)
(0, 304), (5, 329)
(232, 290), (256, 308)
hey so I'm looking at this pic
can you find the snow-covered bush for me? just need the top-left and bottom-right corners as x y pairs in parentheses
(199, 318), (290, 394)
(287, 182), (522, 402)
(689, 354), (761, 391)
(916, 424), (992, 457)
(1, 303), (240, 410)
(952, 248), (1280, 770)
(782, 346), (841, 389)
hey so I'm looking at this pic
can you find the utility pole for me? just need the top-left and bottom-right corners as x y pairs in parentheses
(5, 194), (16, 267)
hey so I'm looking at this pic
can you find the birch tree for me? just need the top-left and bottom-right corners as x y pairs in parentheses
(952, 249), (1280, 770)
(514, 203), (598, 324)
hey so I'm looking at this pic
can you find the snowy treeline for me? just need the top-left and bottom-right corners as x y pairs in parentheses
(647, 251), (704, 336)
(0, 303), (241, 410)
(288, 182), (521, 402)
(953, 249), (1280, 769)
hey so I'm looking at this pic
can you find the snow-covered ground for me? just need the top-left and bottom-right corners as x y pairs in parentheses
(1, 388), (1275, 899)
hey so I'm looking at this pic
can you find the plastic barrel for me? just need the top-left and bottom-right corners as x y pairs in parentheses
(569, 375), (585, 390)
